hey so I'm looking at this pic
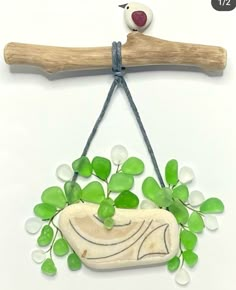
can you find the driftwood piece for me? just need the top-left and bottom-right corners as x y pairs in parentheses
(4, 32), (227, 73)
(59, 203), (179, 270)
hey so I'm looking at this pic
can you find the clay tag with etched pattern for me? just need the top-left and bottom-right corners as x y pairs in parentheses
(59, 203), (179, 269)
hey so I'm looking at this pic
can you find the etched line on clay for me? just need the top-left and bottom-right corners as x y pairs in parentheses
(93, 215), (132, 227)
(72, 216), (139, 240)
(69, 219), (145, 246)
(85, 220), (153, 260)
(137, 224), (169, 260)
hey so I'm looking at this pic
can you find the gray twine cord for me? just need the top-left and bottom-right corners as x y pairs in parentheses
(73, 42), (165, 188)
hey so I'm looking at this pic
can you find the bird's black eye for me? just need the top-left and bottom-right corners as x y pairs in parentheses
(126, 6), (129, 9)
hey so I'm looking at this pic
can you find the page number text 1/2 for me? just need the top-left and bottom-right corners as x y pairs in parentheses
(212, 0), (236, 10)
(218, 0), (231, 5)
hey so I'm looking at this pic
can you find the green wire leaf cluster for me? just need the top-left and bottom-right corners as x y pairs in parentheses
(32, 182), (82, 276)
(71, 155), (143, 229)
(29, 154), (225, 280)
(143, 159), (225, 274)
(30, 154), (144, 276)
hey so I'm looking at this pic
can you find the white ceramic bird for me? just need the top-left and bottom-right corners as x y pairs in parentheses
(119, 2), (153, 32)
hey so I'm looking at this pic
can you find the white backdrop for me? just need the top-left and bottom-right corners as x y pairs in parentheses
(0, 0), (235, 289)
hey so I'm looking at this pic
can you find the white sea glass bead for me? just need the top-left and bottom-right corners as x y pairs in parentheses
(111, 145), (128, 165)
(25, 217), (43, 234)
(204, 215), (219, 231)
(32, 249), (46, 264)
(189, 190), (205, 207)
(175, 268), (191, 286)
(179, 167), (194, 184)
(140, 200), (157, 209)
(56, 164), (73, 182)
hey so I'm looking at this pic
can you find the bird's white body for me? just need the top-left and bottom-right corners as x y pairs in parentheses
(122, 2), (153, 32)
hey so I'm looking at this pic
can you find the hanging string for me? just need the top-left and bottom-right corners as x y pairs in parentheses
(81, 79), (118, 157)
(120, 78), (165, 187)
(73, 42), (165, 188)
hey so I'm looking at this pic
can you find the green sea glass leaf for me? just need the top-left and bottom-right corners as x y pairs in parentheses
(92, 156), (111, 180)
(64, 181), (81, 204)
(53, 238), (69, 257)
(98, 198), (115, 220)
(180, 229), (197, 250)
(165, 159), (178, 186)
(108, 173), (134, 192)
(142, 177), (162, 204)
(155, 188), (173, 207)
(104, 217), (114, 229)
(200, 198), (224, 214)
(41, 186), (67, 209)
(34, 203), (57, 220)
(121, 157), (144, 175)
(183, 250), (198, 267)
(172, 184), (189, 202)
(72, 156), (92, 177)
(37, 225), (54, 247)
(67, 253), (82, 271)
(82, 181), (105, 204)
(167, 256), (180, 272)
(188, 212), (205, 233)
(41, 258), (57, 276)
(114, 190), (139, 209)
(168, 200), (189, 224)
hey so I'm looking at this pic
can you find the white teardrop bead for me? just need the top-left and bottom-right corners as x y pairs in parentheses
(204, 215), (219, 231)
(175, 268), (191, 286)
(111, 145), (128, 165)
(140, 200), (157, 209)
(189, 190), (205, 207)
(32, 249), (46, 264)
(56, 164), (73, 182)
(25, 217), (43, 234)
(179, 167), (195, 184)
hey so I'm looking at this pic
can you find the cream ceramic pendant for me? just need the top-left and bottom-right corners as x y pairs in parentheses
(59, 203), (179, 269)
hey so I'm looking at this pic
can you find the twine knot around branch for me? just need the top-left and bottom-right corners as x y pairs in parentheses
(112, 42), (125, 81)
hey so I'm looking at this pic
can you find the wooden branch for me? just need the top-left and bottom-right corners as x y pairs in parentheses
(4, 32), (227, 73)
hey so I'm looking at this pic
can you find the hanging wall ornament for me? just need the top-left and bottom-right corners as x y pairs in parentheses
(4, 2), (226, 286)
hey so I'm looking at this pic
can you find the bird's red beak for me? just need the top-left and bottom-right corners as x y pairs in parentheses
(119, 3), (128, 9)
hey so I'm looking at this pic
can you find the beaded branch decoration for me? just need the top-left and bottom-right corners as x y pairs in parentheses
(4, 2), (226, 287)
